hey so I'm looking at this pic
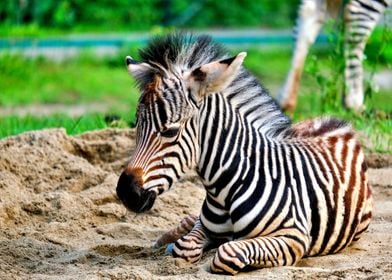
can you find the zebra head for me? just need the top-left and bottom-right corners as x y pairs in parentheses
(116, 35), (246, 213)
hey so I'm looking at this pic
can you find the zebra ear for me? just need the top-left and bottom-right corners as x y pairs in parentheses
(190, 52), (247, 96)
(125, 56), (155, 83)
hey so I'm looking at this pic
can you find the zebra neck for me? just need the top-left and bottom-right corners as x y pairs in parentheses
(197, 75), (289, 199)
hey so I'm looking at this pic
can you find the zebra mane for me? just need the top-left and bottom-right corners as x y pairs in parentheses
(138, 32), (291, 137)
(139, 32), (227, 71)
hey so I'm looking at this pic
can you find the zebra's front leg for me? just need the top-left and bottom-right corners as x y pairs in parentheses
(210, 232), (308, 275)
(171, 217), (211, 263)
(154, 214), (198, 248)
(277, 0), (327, 112)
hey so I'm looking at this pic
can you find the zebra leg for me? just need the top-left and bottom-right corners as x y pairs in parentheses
(153, 214), (197, 248)
(278, 0), (327, 112)
(343, 0), (388, 110)
(210, 231), (308, 275)
(171, 217), (211, 263)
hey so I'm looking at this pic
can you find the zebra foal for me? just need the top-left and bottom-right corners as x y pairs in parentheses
(278, 0), (391, 112)
(116, 33), (372, 275)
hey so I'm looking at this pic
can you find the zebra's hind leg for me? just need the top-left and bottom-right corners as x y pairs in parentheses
(210, 232), (308, 275)
(343, 0), (388, 110)
(171, 217), (211, 263)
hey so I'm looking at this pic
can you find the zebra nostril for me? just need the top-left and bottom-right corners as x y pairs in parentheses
(116, 171), (156, 213)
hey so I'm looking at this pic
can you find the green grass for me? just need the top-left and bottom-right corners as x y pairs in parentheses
(0, 44), (391, 153)
(0, 110), (134, 140)
(0, 50), (140, 106)
(0, 113), (132, 138)
(0, 114), (105, 136)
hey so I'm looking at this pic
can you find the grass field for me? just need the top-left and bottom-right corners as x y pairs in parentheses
(0, 40), (391, 152)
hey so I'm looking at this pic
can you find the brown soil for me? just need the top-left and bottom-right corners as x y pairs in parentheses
(0, 128), (391, 279)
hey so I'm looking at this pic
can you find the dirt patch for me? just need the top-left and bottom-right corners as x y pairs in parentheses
(366, 153), (392, 168)
(0, 128), (391, 279)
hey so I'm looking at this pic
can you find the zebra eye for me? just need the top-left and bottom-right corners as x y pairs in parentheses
(160, 126), (180, 138)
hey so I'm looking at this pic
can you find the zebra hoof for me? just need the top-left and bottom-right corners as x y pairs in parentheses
(165, 243), (175, 255)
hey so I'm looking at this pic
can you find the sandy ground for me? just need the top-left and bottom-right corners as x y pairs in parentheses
(0, 128), (391, 280)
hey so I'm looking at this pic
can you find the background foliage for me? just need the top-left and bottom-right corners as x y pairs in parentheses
(0, 0), (299, 32)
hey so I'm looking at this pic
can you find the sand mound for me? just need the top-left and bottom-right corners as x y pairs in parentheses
(0, 128), (391, 279)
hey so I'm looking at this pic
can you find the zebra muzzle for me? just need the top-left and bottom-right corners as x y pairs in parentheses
(116, 171), (157, 213)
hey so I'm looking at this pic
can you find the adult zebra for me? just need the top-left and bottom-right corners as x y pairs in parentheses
(278, 0), (391, 112)
(116, 33), (372, 275)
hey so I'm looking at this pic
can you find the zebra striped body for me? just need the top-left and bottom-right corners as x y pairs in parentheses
(278, 0), (391, 112)
(116, 33), (372, 275)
